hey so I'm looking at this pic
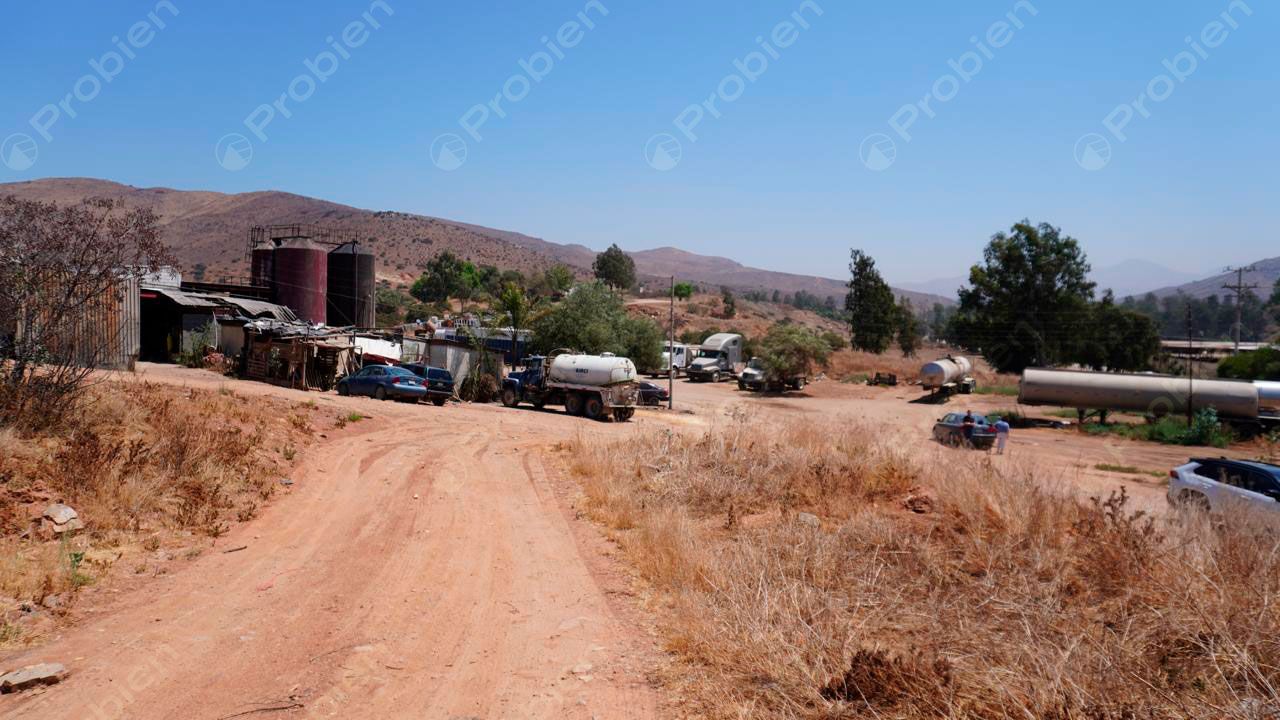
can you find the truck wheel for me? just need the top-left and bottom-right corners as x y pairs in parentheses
(737, 380), (746, 391)
(793, 378), (806, 391)
(432, 397), (447, 407)
(711, 371), (721, 384)
(564, 393), (584, 416)
(584, 396), (605, 420)
(501, 387), (520, 408)
(613, 408), (635, 422)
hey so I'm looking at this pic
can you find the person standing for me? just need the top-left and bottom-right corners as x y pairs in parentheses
(994, 417), (1011, 455)
(962, 411), (976, 449)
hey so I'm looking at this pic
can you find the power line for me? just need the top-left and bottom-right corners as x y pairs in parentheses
(1222, 265), (1259, 354)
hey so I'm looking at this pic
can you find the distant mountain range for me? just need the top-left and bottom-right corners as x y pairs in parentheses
(1146, 258), (1280, 300)
(0, 178), (949, 308)
(898, 258), (1261, 302)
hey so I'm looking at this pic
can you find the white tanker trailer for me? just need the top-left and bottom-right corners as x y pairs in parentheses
(501, 352), (639, 422)
(1018, 368), (1267, 421)
(919, 355), (977, 395)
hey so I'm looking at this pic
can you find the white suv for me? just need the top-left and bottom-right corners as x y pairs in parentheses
(1168, 458), (1280, 518)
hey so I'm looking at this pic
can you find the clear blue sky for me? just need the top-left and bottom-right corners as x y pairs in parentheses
(2, 0), (1275, 284)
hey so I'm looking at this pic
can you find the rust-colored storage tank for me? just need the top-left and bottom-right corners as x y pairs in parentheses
(272, 239), (328, 323)
(250, 246), (275, 287)
(326, 242), (376, 328)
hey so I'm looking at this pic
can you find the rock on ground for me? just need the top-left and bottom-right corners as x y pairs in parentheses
(0, 663), (68, 694)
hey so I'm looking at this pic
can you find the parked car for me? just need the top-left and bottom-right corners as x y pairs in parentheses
(401, 363), (455, 406)
(336, 365), (428, 402)
(1168, 458), (1280, 519)
(637, 381), (670, 406)
(932, 412), (996, 450)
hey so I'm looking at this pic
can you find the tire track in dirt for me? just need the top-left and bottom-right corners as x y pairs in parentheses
(0, 378), (660, 720)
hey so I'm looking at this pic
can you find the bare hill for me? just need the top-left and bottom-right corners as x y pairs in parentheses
(1146, 257), (1280, 300)
(0, 177), (949, 306)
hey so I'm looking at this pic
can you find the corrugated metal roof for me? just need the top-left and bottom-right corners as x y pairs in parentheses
(143, 285), (223, 309)
(218, 296), (297, 321)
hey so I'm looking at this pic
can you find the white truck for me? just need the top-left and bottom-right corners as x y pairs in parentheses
(501, 352), (639, 422)
(654, 342), (694, 378)
(686, 333), (745, 383)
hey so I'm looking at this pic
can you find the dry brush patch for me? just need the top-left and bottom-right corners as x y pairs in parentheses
(0, 380), (322, 643)
(567, 415), (1280, 719)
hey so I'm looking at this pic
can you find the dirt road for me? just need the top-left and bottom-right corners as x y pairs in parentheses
(2, 366), (661, 720)
(2, 364), (1218, 718)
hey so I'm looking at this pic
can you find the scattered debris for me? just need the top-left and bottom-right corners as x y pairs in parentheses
(795, 512), (820, 528)
(903, 488), (936, 514)
(223, 545), (249, 554)
(82, 549), (122, 567)
(0, 663), (69, 694)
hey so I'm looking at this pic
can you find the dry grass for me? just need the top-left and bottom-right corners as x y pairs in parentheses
(0, 380), (318, 627)
(567, 414), (1280, 719)
(826, 346), (1016, 389)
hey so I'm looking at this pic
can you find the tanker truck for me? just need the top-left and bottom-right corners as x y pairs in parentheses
(919, 355), (977, 396)
(501, 352), (639, 422)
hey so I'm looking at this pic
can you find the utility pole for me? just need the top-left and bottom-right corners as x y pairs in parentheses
(1222, 265), (1259, 354)
(668, 276), (675, 411)
(1186, 304), (1195, 428)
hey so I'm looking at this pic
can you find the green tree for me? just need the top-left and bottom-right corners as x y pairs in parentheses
(495, 282), (531, 364)
(820, 330), (847, 353)
(673, 282), (695, 301)
(1219, 347), (1280, 381)
(953, 221), (1095, 373)
(592, 244), (636, 290)
(411, 251), (466, 303)
(896, 298), (922, 357)
(758, 324), (831, 382)
(721, 286), (736, 318)
(844, 249), (897, 353)
(529, 282), (662, 371)
(543, 264), (575, 294)
(1076, 293), (1162, 372)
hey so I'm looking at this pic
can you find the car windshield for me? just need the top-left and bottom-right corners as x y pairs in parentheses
(747, 358), (763, 370)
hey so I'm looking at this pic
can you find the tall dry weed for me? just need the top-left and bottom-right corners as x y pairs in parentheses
(568, 414), (1280, 719)
(1, 380), (312, 610)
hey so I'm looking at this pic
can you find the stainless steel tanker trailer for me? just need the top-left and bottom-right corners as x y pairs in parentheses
(919, 355), (977, 395)
(1018, 368), (1280, 424)
(501, 352), (639, 422)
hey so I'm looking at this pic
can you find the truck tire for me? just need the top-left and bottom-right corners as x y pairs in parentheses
(737, 380), (747, 391)
(501, 387), (520, 408)
(793, 378), (806, 391)
(711, 371), (722, 384)
(613, 408), (635, 422)
(564, 392), (584, 416)
(584, 395), (605, 420)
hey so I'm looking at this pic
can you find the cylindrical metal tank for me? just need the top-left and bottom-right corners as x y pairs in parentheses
(920, 356), (973, 389)
(549, 355), (638, 387)
(1019, 368), (1259, 420)
(250, 246), (275, 288)
(1255, 381), (1280, 413)
(326, 242), (375, 328)
(272, 239), (328, 324)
